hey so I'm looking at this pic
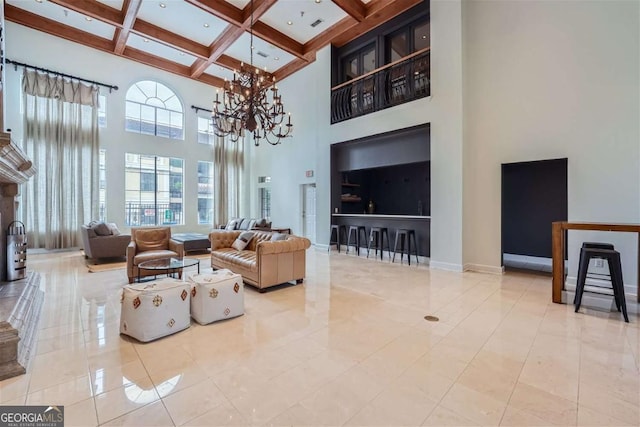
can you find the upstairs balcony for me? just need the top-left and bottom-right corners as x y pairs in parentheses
(331, 48), (430, 124)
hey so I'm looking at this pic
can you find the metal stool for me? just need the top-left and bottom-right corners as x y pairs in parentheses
(346, 225), (367, 256)
(367, 227), (390, 260)
(392, 229), (419, 265)
(575, 243), (628, 323)
(328, 224), (346, 253)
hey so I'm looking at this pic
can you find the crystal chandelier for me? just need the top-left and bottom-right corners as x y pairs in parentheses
(212, 0), (293, 146)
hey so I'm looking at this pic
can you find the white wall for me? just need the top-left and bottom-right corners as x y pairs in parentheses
(255, 0), (467, 271)
(462, 0), (640, 289)
(4, 22), (253, 236)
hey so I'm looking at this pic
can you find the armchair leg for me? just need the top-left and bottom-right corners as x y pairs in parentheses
(296, 278), (304, 284)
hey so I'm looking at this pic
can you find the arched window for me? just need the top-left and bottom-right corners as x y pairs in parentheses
(125, 80), (184, 139)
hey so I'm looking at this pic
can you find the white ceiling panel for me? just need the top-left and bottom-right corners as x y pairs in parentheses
(204, 64), (235, 82)
(259, 0), (347, 44)
(126, 33), (198, 66)
(95, 0), (125, 11)
(225, 32), (295, 73)
(225, 0), (249, 9)
(7, 0), (116, 40)
(137, 0), (229, 46)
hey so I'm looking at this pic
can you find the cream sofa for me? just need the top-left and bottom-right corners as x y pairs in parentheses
(209, 230), (311, 292)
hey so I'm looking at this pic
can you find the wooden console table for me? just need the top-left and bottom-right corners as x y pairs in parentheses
(552, 222), (640, 303)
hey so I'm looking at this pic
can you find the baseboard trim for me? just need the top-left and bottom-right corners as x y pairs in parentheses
(429, 261), (464, 272)
(464, 263), (505, 275)
(315, 243), (329, 251)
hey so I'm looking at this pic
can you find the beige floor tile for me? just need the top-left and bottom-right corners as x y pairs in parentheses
(421, 405), (480, 426)
(345, 382), (438, 426)
(508, 382), (577, 425)
(577, 405), (637, 426)
(161, 378), (227, 426)
(26, 375), (93, 406)
(440, 383), (506, 426)
(101, 400), (175, 426)
(11, 250), (640, 427)
(95, 376), (160, 424)
(64, 397), (99, 427)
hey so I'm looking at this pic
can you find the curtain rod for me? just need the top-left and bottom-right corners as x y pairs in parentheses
(6, 59), (119, 92)
(191, 105), (212, 114)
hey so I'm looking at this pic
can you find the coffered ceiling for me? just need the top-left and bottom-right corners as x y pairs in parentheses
(4, 0), (422, 87)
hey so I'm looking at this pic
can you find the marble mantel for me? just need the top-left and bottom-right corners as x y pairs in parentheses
(0, 130), (41, 380)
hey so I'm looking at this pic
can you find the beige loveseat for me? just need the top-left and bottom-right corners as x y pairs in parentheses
(209, 230), (311, 292)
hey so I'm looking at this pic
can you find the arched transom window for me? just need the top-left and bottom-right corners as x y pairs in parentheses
(125, 80), (184, 140)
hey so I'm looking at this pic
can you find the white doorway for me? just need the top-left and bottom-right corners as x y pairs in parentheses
(302, 184), (316, 244)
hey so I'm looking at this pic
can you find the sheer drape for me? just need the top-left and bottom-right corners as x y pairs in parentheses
(213, 135), (244, 226)
(21, 69), (100, 249)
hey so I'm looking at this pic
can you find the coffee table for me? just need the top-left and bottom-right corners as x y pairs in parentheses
(137, 257), (200, 282)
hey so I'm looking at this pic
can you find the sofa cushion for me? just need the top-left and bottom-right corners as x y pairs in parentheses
(211, 248), (257, 271)
(232, 231), (255, 251)
(135, 228), (170, 252)
(270, 233), (288, 241)
(93, 222), (112, 236)
(133, 249), (177, 265)
(225, 218), (242, 230)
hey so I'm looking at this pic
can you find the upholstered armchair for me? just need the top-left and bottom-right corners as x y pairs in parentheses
(126, 227), (184, 283)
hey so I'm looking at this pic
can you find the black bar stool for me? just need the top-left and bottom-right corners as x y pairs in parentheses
(346, 225), (367, 256)
(575, 242), (628, 323)
(328, 224), (346, 253)
(392, 229), (419, 265)
(367, 227), (390, 260)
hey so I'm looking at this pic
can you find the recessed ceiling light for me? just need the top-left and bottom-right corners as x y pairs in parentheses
(315, 0), (321, 3)
(85, 17), (92, 21)
(422, 35), (427, 39)
(159, 2), (166, 8)
(179, 52), (185, 56)
(274, 56), (279, 61)
(35, 0), (43, 3)
(287, 21), (293, 25)
(143, 38), (150, 43)
(203, 23), (210, 28)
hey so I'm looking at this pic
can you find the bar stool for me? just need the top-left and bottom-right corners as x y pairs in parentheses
(328, 224), (346, 253)
(367, 227), (391, 260)
(392, 229), (419, 265)
(346, 225), (367, 256)
(575, 242), (628, 323)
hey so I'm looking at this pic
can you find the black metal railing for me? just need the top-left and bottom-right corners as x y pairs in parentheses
(125, 202), (183, 226)
(331, 48), (430, 124)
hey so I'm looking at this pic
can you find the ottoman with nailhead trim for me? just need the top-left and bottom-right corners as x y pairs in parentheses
(120, 278), (191, 342)
(188, 269), (244, 325)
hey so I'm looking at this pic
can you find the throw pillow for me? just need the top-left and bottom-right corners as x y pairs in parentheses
(107, 223), (121, 236)
(225, 218), (240, 230)
(232, 231), (255, 251)
(270, 233), (287, 242)
(238, 219), (252, 230)
(93, 222), (112, 236)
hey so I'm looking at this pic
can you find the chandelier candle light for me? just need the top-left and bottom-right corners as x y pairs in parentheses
(212, 0), (293, 146)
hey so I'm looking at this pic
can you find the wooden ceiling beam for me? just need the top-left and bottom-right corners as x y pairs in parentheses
(113, 0), (142, 55)
(5, 5), (114, 52)
(331, 0), (367, 22)
(185, 0), (243, 27)
(5, 6), (223, 89)
(250, 21), (305, 59)
(47, 0), (122, 26)
(303, 16), (357, 55)
(274, 55), (316, 82)
(331, 0), (422, 47)
(132, 20), (210, 59)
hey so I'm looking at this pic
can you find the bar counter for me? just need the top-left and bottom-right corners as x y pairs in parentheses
(332, 213), (430, 257)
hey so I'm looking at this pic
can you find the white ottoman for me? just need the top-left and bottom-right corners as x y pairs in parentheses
(120, 278), (191, 342)
(188, 269), (244, 325)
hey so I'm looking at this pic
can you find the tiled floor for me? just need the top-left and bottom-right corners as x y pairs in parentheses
(1, 249), (639, 426)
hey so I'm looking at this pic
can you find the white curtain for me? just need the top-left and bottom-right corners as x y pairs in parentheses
(213, 134), (244, 227)
(21, 69), (100, 249)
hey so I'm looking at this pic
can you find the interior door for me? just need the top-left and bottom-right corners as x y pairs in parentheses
(302, 184), (316, 244)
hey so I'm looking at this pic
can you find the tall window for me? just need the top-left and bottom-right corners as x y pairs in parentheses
(99, 149), (106, 221)
(98, 94), (107, 128)
(258, 176), (271, 220)
(125, 153), (184, 226)
(197, 116), (214, 145)
(197, 161), (214, 224)
(125, 81), (184, 139)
